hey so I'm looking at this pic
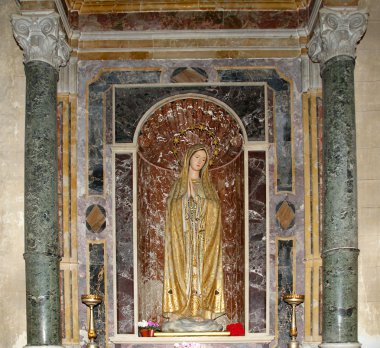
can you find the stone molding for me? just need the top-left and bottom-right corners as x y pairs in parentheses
(303, 343), (321, 348)
(301, 54), (322, 91)
(25, 346), (64, 348)
(319, 343), (361, 348)
(11, 12), (71, 70)
(307, 7), (368, 66)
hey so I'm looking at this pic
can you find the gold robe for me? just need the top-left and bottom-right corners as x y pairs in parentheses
(163, 145), (225, 320)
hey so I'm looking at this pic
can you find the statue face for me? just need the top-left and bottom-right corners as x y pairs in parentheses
(189, 149), (207, 173)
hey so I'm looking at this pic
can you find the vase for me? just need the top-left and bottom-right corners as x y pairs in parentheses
(140, 328), (155, 337)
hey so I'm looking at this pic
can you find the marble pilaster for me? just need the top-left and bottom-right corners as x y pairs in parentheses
(307, 7), (368, 347)
(11, 12), (70, 347)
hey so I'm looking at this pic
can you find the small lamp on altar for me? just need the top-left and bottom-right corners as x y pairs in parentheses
(81, 294), (103, 348)
(283, 293), (305, 348)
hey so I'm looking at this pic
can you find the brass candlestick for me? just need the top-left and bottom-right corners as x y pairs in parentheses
(81, 294), (103, 348)
(283, 293), (305, 348)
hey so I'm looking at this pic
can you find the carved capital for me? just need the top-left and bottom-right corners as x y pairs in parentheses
(11, 13), (71, 70)
(307, 7), (368, 66)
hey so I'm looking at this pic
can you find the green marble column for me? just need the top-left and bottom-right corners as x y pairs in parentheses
(322, 55), (359, 344)
(308, 7), (368, 348)
(24, 60), (61, 346)
(11, 13), (70, 347)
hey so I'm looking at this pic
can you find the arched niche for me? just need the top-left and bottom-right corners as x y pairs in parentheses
(136, 95), (245, 325)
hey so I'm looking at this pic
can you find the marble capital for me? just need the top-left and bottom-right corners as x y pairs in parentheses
(307, 7), (368, 66)
(11, 12), (71, 70)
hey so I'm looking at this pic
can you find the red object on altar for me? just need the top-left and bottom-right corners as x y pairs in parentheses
(140, 328), (155, 337)
(226, 322), (245, 336)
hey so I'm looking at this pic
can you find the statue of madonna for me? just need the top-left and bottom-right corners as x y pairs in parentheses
(162, 144), (225, 324)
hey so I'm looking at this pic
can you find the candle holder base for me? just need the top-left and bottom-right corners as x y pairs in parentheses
(288, 340), (300, 348)
(81, 294), (103, 348)
(283, 293), (304, 348)
(86, 343), (99, 348)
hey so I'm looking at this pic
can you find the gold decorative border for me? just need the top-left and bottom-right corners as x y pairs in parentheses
(58, 94), (80, 345)
(302, 91), (322, 344)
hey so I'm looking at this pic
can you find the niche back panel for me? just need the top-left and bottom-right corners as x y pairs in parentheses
(115, 153), (135, 334)
(248, 151), (267, 333)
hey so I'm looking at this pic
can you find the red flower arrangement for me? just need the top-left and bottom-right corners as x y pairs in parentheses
(226, 322), (245, 336)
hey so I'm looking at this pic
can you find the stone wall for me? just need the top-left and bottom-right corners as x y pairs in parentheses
(0, 0), (27, 347)
(356, 0), (380, 346)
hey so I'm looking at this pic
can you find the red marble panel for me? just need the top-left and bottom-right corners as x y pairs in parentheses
(137, 152), (244, 324)
(137, 155), (174, 322)
(115, 153), (135, 334)
(138, 97), (242, 171)
(210, 152), (245, 323)
(137, 96), (245, 325)
(77, 10), (308, 31)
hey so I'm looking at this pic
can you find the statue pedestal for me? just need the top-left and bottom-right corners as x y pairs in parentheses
(161, 318), (223, 332)
(155, 331), (230, 337)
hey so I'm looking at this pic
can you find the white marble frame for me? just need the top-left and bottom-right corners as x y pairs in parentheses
(109, 86), (273, 344)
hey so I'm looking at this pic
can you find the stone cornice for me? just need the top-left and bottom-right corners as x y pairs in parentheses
(76, 28), (308, 60)
(307, 7), (368, 66)
(79, 28), (309, 41)
(66, 0), (311, 13)
(11, 12), (71, 70)
(18, 0), (324, 61)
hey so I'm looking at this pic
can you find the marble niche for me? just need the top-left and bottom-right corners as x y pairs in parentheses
(77, 62), (303, 347)
(114, 94), (268, 339)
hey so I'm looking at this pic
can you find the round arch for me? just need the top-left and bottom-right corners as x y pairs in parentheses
(135, 93), (246, 326)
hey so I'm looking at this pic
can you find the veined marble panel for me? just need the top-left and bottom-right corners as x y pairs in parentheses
(137, 154), (174, 323)
(277, 239), (294, 348)
(248, 151), (267, 333)
(218, 68), (293, 193)
(138, 97), (243, 170)
(87, 70), (161, 195)
(115, 85), (265, 143)
(76, 10), (306, 31)
(115, 153), (135, 334)
(136, 151), (245, 324)
(105, 87), (113, 145)
(267, 87), (274, 144)
(89, 242), (107, 347)
(136, 96), (245, 325)
(171, 67), (208, 83)
(77, 59), (304, 345)
(211, 152), (245, 324)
